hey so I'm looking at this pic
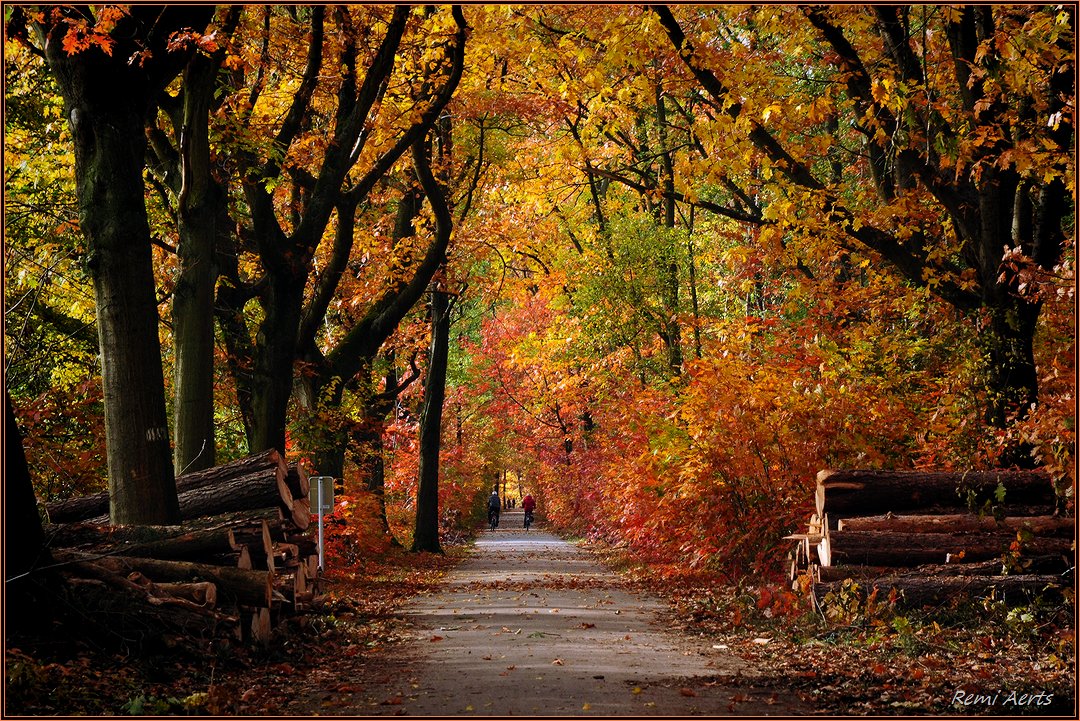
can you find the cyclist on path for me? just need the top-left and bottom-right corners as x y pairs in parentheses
(521, 493), (536, 529)
(487, 489), (501, 529)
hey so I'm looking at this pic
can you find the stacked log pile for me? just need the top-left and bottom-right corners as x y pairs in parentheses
(41, 450), (321, 647)
(788, 469), (1074, 610)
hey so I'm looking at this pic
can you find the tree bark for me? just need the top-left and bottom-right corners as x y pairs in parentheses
(412, 289), (452, 554)
(46, 450), (288, 523)
(171, 42), (231, 475)
(816, 469), (1054, 519)
(815, 574), (1065, 610)
(816, 558), (1069, 583)
(54, 549), (272, 607)
(820, 529), (1071, 567)
(5, 391), (54, 629)
(837, 513), (1073, 537)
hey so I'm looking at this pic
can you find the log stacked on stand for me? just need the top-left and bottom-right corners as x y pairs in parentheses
(41, 449), (321, 648)
(788, 469), (1075, 610)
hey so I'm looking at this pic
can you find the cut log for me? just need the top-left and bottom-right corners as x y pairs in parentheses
(53, 549), (273, 607)
(816, 558), (1072, 583)
(127, 573), (218, 607)
(816, 469), (1055, 520)
(43, 494), (112, 525)
(814, 574), (1066, 609)
(289, 497), (312, 531)
(837, 514), (1074, 537)
(822, 530), (1073, 567)
(171, 475), (294, 524)
(250, 607), (271, 648)
(104, 528), (240, 560)
(46, 450), (288, 523)
(285, 462), (310, 500)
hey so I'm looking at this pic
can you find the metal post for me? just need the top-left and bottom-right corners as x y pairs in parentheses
(318, 478), (325, 571)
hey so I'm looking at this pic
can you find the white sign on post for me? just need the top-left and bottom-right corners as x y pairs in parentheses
(308, 476), (335, 571)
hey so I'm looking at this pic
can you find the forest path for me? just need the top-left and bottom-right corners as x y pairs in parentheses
(300, 510), (810, 716)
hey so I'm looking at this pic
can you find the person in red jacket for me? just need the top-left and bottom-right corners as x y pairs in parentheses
(521, 494), (536, 530)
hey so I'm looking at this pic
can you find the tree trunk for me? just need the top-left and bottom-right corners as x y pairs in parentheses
(5, 391), (54, 629)
(79, 107), (177, 524)
(654, 85), (683, 377)
(172, 52), (222, 475)
(355, 420), (398, 542)
(250, 278), (307, 454)
(412, 289), (451, 554)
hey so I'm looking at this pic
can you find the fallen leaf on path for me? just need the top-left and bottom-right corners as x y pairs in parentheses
(580, 623), (595, 629)
(552, 658), (564, 665)
(381, 696), (403, 705)
(582, 703), (592, 711)
(679, 687), (697, 697)
(429, 635), (443, 642)
(631, 687), (642, 695)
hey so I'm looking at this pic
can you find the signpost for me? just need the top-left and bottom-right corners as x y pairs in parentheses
(308, 476), (334, 571)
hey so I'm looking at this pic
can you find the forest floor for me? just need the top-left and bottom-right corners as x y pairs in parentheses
(5, 511), (1075, 716)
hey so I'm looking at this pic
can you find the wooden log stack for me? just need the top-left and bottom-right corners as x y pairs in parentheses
(41, 450), (320, 648)
(788, 469), (1074, 611)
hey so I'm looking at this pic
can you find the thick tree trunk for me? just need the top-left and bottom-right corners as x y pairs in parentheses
(69, 81), (178, 525)
(5, 392), (54, 630)
(412, 290), (451, 554)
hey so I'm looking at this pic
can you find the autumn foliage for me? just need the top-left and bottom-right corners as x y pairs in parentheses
(4, 5), (1074, 580)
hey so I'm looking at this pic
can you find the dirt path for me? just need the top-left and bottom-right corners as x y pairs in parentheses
(303, 511), (811, 716)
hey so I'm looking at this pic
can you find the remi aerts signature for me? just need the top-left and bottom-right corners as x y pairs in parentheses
(952, 690), (1055, 708)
